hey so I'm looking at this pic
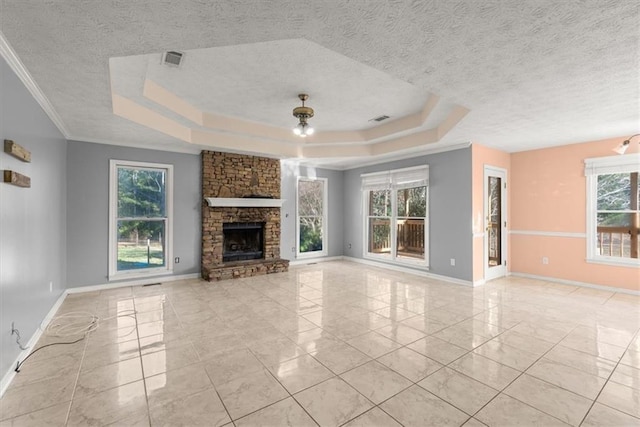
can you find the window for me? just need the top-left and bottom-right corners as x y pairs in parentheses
(109, 160), (173, 278)
(296, 177), (328, 258)
(362, 166), (429, 266)
(585, 154), (640, 266)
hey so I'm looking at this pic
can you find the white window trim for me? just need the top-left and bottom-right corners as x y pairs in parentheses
(109, 159), (174, 280)
(584, 153), (640, 267)
(296, 176), (329, 259)
(361, 165), (429, 268)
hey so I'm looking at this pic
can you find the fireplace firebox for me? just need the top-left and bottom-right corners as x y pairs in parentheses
(222, 222), (265, 262)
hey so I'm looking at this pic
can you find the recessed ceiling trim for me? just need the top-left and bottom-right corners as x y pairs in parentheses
(289, 141), (472, 171)
(0, 31), (70, 138)
(134, 80), (467, 147)
(301, 143), (372, 158)
(112, 94), (191, 141)
(113, 89), (470, 160)
(437, 105), (470, 139)
(362, 94), (440, 141)
(420, 94), (441, 122)
(189, 128), (299, 157)
(372, 128), (439, 156)
(143, 79), (203, 125)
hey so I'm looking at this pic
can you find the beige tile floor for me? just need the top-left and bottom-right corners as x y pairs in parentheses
(1, 261), (639, 426)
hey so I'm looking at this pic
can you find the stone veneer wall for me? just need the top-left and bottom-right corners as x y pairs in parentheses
(201, 151), (289, 281)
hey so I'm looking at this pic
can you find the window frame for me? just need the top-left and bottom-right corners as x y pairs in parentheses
(362, 165), (429, 268)
(108, 159), (174, 279)
(585, 153), (640, 267)
(296, 176), (329, 259)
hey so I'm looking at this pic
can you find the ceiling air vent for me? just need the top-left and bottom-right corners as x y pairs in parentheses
(370, 115), (390, 122)
(163, 51), (184, 67)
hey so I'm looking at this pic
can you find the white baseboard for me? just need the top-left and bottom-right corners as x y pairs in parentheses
(1, 272), (201, 398)
(473, 279), (486, 287)
(0, 290), (67, 398)
(66, 273), (200, 294)
(343, 256), (475, 287)
(510, 272), (640, 296)
(288, 256), (345, 266)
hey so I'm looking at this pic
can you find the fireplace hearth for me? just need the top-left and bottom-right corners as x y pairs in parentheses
(223, 222), (264, 262)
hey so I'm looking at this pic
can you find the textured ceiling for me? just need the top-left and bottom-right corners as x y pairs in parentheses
(125, 39), (428, 131)
(1, 0), (638, 167)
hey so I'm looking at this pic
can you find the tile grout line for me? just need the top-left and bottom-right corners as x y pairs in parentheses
(576, 328), (640, 426)
(165, 290), (237, 425)
(133, 288), (153, 427)
(333, 308), (517, 426)
(63, 297), (99, 426)
(466, 322), (588, 426)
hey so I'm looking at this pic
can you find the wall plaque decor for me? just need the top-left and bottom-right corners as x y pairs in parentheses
(4, 140), (31, 162)
(3, 170), (31, 187)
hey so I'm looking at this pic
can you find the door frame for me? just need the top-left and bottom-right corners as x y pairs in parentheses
(484, 165), (508, 281)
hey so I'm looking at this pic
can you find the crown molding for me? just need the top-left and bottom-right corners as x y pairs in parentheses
(0, 31), (70, 138)
(284, 141), (471, 170)
(67, 136), (203, 155)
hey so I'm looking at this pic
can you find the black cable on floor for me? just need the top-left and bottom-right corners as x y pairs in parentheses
(15, 337), (86, 372)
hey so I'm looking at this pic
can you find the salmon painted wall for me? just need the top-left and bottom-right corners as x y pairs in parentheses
(471, 144), (511, 284)
(510, 136), (639, 291)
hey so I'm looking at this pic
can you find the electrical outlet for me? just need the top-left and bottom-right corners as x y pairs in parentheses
(49, 281), (53, 292)
(450, 258), (456, 266)
(292, 246), (296, 252)
(348, 243), (352, 249)
(542, 256), (549, 265)
(174, 257), (180, 264)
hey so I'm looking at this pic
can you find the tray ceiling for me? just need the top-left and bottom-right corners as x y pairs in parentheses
(0, 1), (638, 167)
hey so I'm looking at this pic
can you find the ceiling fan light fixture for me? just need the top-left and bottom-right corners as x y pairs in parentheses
(293, 122), (313, 137)
(292, 94), (315, 138)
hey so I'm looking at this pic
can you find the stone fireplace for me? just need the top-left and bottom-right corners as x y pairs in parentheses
(201, 151), (289, 281)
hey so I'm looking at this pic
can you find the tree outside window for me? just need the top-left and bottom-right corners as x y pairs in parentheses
(297, 178), (327, 256)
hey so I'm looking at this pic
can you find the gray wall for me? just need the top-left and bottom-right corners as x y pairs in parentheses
(0, 58), (68, 377)
(66, 141), (200, 287)
(280, 162), (344, 260)
(342, 148), (473, 281)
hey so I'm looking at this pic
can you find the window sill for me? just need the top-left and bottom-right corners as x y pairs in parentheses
(364, 253), (429, 269)
(586, 257), (640, 268)
(109, 268), (174, 282)
(297, 251), (328, 260)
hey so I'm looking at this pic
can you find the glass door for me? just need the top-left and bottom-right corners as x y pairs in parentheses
(484, 166), (507, 280)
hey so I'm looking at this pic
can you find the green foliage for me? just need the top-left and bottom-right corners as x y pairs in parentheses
(300, 223), (323, 252)
(117, 167), (166, 242)
(298, 179), (325, 253)
(372, 220), (390, 247)
(397, 186), (426, 217)
(370, 190), (391, 216)
(117, 244), (164, 270)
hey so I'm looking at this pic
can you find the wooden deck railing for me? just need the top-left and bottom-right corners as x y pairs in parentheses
(597, 226), (639, 258)
(369, 219), (424, 256)
(397, 219), (425, 253)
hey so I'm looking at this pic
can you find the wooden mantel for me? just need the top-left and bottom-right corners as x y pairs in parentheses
(205, 197), (285, 208)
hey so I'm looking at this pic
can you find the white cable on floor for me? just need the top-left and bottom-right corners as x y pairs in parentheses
(15, 309), (138, 372)
(42, 309), (137, 338)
